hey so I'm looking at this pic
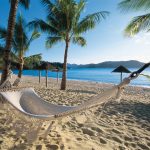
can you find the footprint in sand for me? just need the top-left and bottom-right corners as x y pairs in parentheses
(133, 136), (139, 141)
(145, 136), (150, 141)
(111, 136), (122, 144)
(99, 138), (107, 144)
(76, 137), (82, 141)
(111, 129), (122, 134)
(90, 126), (103, 134)
(146, 127), (150, 131)
(36, 145), (42, 150)
(124, 142), (130, 148)
(81, 128), (96, 136)
(137, 143), (150, 150)
(0, 118), (7, 124)
(118, 145), (126, 150)
(46, 144), (59, 150)
(0, 128), (6, 135)
(130, 143), (137, 149)
(147, 142), (150, 147)
(124, 136), (133, 141)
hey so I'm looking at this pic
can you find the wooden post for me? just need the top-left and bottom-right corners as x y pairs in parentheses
(46, 69), (48, 87)
(57, 71), (59, 83)
(121, 72), (122, 82)
(39, 70), (41, 83)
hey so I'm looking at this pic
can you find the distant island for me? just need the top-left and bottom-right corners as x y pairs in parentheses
(0, 60), (144, 70)
(68, 60), (145, 69)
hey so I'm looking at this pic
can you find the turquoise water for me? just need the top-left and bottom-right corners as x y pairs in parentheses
(11, 68), (150, 87)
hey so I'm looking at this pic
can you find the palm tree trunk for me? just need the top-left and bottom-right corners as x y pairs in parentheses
(61, 41), (69, 90)
(18, 57), (24, 78)
(1, 0), (19, 83)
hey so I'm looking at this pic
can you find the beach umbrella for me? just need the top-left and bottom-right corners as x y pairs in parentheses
(37, 62), (52, 87)
(112, 65), (131, 82)
(52, 67), (62, 83)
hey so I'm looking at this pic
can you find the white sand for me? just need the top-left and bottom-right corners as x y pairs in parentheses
(0, 75), (150, 150)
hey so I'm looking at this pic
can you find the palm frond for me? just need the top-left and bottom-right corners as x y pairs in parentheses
(13, 14), (28, 53)
(72, 0), (86, 29)
(24, 53), (42, 60)
(24, 53), (42, 68)
(124, 13), (150, 36)
(119, 0), (150, 12)
(0, 27), (7, 40)
(19, 0), (30, 9)
(0, 44), (4, 56)
(26, 31), (40, 49)
(75, 11), (109, 34)
(46, 36), (63, 48)
(41, 0), (54, 10)
(76, 0), (86, 15)
(28, 19), (59, 35)
(41, 0), (55, 13)
(72, 36), (86, 46)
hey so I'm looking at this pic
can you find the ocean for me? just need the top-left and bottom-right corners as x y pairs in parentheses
(11, 68), (150, 87)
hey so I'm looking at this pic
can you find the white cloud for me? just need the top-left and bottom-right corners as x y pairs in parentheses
(133, 33), (150, 45)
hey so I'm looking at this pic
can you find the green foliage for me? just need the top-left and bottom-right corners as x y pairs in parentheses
(124, 14), (150, 36)
(19, 0), (30, 9)
(24, 54), (42, 69)
(72, 36), (86, 46)
(13, 14), (40, 55)
(9, 0), (30, 9)
(118, 0), (150, 12)
(28, 0), (109, 48)
(0, 14), (40, 63)
(119, 0), (150, 36)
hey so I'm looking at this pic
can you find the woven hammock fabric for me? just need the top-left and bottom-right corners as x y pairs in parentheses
(0, 77), (131, 120)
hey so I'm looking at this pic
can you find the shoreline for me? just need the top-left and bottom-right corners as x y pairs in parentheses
(1, 69), (150, 88)
(9, 73), (150, 89)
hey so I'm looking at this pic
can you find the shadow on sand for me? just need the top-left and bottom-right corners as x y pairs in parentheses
(98, 100), (150, 123)
(67, 89), (97, 94)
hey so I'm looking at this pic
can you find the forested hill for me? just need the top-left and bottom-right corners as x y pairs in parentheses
(68, 60), (145, 68)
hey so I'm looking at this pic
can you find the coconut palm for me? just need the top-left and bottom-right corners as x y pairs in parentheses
(1, 0), (30, 83)
(0, 14), (40, 79)
(29, 0), (109, 90)
(119, 0), (150, 36)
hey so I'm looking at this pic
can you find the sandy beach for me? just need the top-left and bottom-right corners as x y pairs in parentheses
(0, 75), (150, 150)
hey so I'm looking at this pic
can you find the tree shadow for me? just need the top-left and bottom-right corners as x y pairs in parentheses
(97, 100), (150, 123)
(8, 144), (31, 150)
(67, 89), (97, 94)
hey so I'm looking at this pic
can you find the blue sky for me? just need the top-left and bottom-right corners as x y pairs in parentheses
(0, 0), (150, 64)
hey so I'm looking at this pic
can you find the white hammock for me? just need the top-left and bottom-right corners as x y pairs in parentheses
(0, 77), (131, 120)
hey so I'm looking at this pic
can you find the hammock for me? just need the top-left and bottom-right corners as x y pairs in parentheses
(0, 63), (149, 120)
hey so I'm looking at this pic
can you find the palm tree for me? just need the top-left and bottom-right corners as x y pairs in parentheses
(1, 0), (30, 83)
(29, 0), (109, 90)
(0, 14), (40, 79)
(119, 0), (150, 36)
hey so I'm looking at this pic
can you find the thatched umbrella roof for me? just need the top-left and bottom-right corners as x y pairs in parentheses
(52, 67), (63, 72)
(112, 65), (131, 73)
(112, 65), (131, 82)
(36, 62), (53, 70)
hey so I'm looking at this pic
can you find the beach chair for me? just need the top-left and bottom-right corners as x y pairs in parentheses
(0, 63), (149, 139)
